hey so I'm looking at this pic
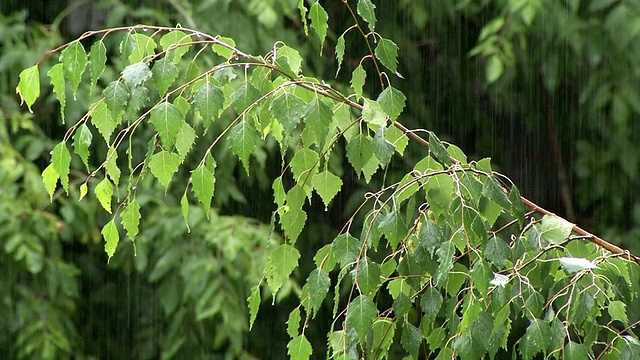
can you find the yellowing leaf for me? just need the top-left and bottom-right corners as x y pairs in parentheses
(16, 66), (40, 113)
(121, 199), (141, 240)
(42, 164), (59, 201)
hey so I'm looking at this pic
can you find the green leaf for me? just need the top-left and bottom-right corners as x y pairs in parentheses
(401, 322), (422, 359)
(332, 233), (361, 267)
(48, 63), (66, 122)
(303, 99), (333, 146)
(91, 101), (117, 144)
(378, 210), (408, 249)
(269, 244), (300, 280)
(151, 57), (178, 97)
(150, 101), (183, 150)
(347, 295), (378, 344)
(273, 176), (286, 208)
(160, 30), (190, 63)
(193, 81), (224, 128)
(357, 0), (377, 32)
(346, 133), (373, 175)
(42, 164), (59, 201)
(335, 34), (346, 76)
(540, 215), (573, 244)
(485, 236), (511, 268)
(105, 147), (121, 186)
(212, 36), (236, 59)
(73, 124), (92, 170)
(290, 148), (319, 183)
(287, 306), (301, 337)
(275, 45), (303, 76)
(362, 98), (387, 127)
(565, 341), (589, 360)
(122, 61), (152, 88)
(385, 125), (408, 155)
(89, 41), (107, 94)
(95, 178), (114, 213)
(60, 40), (88, 99)
(231, 82), (261, 113)
(229, 120), (260, 174)
(377, 86), (406, 120)
(121, 199), (141, 240)
(148, 150), (181, 191)
(312, 170), (342, 208)
(301, 269), (331, 316)
(608, 300), (628, 323)
(356, 259), (382, 296)
(309, 2), (328, 53)
(482, 175), (511, 209)
(191, 163), (216, 217)
(16, 65), (40, 113)
(103, 80), (130, 117)
(126, 33), (156, 64)
(248, 286), (260, 330)
(351, 64), (366, 101)
(297, 0), (308, 34)
(51, 142), (71, 193)
(281, 207), (307, 244)
(375, 38), (399, 73)
(287, 335), (312, 360)
(370, 318), (396, 358)
(373, 127), (395, 166)
(180, 192), (189, 231)
(102, 219), (119, 261)
(486, 55), (504, 84)
(519, 318), (551, 360)
(175, 122), (196, 161)
(428, 132), (452, 166)
(509, 185), (526, 227)
(418, 219), (446, 256)
(270, 92), (306, 134)
(420, 287), (443, 321)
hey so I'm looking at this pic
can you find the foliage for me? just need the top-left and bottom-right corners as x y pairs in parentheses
(7, 0), (640, 359)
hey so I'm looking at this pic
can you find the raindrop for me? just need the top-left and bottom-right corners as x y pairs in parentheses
(196, 32), (202, 38)
(142, 27), (148, 32)
(132, 186), (137, 191)
(28, 108), (34, 114)
(245, 64), (250, 70)
(395, 71), (404, 79)
(373, 37), (377, 44)
(324, 206), (328, 212)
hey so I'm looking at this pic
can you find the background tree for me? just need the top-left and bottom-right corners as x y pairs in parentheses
(2, 0), (639, 359)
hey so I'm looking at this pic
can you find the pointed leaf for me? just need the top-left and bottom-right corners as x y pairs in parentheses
(347, 295), (378, 344)
(310, 2), (329, 53)
(287, 306), (301, 337)
(375, 38), (398, 73)
(248, 286), (260, 330)
(486, 55), (504, 84)
(150, 101), (183, 150)
(420, 287), (443, 321)
(297, 0), (308, 35)
(541, 215), (573, 244)
(377, 86), (406, 120)
(362, 98), (387, 127)
(51, 142), (71, 193)
(303, 99), (333, 146)
(102, 219), (119, 261)
(122, 61), (152, 88)
(60, 40), (88, 98)
(91, 101), (117, 144)
(301, 269), (331, 316)
(212, 36), (236, 59)
(191, 163), (216, 216)
(373, 127), (395, 166)
(180, 192), (189, 231)
(269, 244), (300, 280)
(121, 199), (141, 240)
(482, 175), (512, 209)
(281, 207), (307, 244)
(378, 210), (408, 249)
(228, 120), (260, 174)
(193, 81), (225, 128)
(335, 34), (346, 76)
(149, 150), (181, 191)
(160, 30), (190, 63)
(357, 259), (382, 296)
(428, 132), (452, 166)
(231, 82), (261, 113)
(42, 164), (59, 201)
(73, 124), (92, 170)
(95, 178), (114, 213)
(16, 66), (40, 112)
(346, 133), (373, 174)
(48, 63), (66, 122)
(401, 322), (422, 359)
(175, 122), (196, 161)
(275, 45), (303, 76)
(312, 170), (342, 207)
(105, 147), (121, 186)
(519, 318), (551, 359)
(332, 233), (361, 266)
(152, 57), (178, 97)
(287, 335), (312, 360)
(103, 80), (130, 117)
(357, 0), (377, 32)
(89, 41), (107, 94)
(290, 148), (319, 182)
(269, 92), (306, 133)
(385, 125), (408, 155)
(351, 64), (366, 100)
(126, 33), (156, 64)
(418, 219), (446, 256)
